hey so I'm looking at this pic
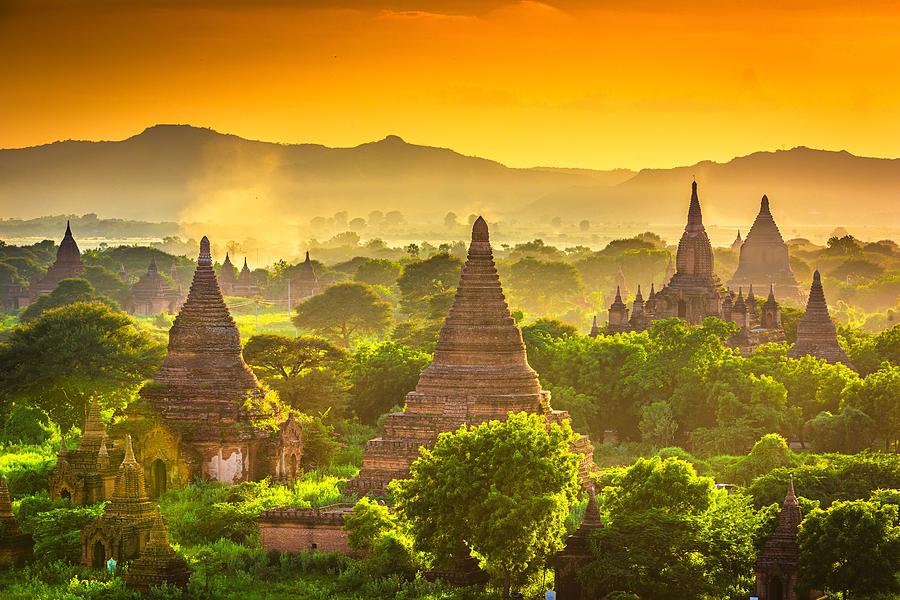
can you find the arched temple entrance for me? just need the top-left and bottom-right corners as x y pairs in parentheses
(768, 575), (784, 600)
(150, 459), (167, 499)
(60, 489), (71, 500)
(92, 541), (106, 569)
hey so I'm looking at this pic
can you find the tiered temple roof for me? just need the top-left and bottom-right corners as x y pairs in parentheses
(642, 182), (724, 325)
(346, 217), (594, 495)
(29, 221), (85, 298)
(125, 258), (182, 315)
(787, 270), (853, 368)
(728, 195), (801, 299)
(80, 435), (156, 567)
(229, 257), (260, 297)
(755, 478), (804, 600)
(49, 397), (124, 505)
(607, 286), (629, 333)
(293, 251), (321, 301)
(731, 230), (743, 251)
(219, 252), (237, 293)
(129, 237), (269, 440)
(123, 510), (191, 592)
(0, 475), (33, 566)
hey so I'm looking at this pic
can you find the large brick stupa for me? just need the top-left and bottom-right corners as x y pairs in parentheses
(347, 217), (594, 495)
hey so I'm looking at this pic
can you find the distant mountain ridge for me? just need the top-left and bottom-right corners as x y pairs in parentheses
(0, 125), (897, 227)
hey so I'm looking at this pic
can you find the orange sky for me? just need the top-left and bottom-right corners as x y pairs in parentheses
(2, 0), (900, 169)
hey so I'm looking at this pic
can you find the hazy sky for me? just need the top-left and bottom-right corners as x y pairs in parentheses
(2, 0), (900, 169)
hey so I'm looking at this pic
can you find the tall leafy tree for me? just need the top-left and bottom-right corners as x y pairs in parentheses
(843, 362), (900, 450)
(799, 500), (900, 598)
(347, 341), (431, 425)
(392, 412), (581, 596)
(0, 302), (165, 431)
(293, 282), (393, 347)
(243, 334), (348, 415)
(396, 253), (461, 319)
(20, 278), (118, 322)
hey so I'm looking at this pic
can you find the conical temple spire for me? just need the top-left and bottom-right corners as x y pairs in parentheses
(83, 396), (105, 438)
(614, 285), (622, 303)
(760, 194), (771, 214)
(65, 220), (72, 236)
(635, 284), (643, 301)
(242, 257), (249, 270)
(414, 216), (541, 397)
(768, 283), (776, 301)
(123, 434), (136, 465)
(785, 474), (797, 506)
(304, 250), (311, 263)
(582, 487), (601, 529)
(788, 270), (853, 367)
(686, 180), (704, 231)
(589, 315), (600, 338)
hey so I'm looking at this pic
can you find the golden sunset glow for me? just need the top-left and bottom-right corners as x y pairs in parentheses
(2, 1), (900, 169)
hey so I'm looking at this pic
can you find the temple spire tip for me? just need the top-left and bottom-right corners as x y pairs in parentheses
(471, 216), (489, 242)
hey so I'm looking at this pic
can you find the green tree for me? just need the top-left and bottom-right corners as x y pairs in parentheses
(639, 401), (678, 448)
(293, 282), (393, 347)
(354, 258), (402, 287)
(585, 457), (760, 599)
(348, 341), (431, 425)
(396, 253), (462, 318)
(392, 412), (581, 595)
(344, 496), (400, 552)
(843, 362), (900, 450)
(799, 500), (900, 598)
(242, 334), (348, 415)
(0, 302), (164, 432)
(504, 258), (583, 316)
(20, 277), (117, 322)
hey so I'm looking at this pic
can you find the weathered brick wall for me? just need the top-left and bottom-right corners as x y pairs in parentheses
(259, 521), (352, 555)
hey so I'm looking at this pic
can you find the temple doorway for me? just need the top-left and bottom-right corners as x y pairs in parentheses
(92, 541), (106, 569)
(677, 300), (687, 319)
(60, 489), (71, 500)
(150, 459), (167, 499)
(768, 575), (784, 600)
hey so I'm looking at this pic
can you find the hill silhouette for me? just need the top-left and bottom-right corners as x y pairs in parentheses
(1, 125), (897, 227)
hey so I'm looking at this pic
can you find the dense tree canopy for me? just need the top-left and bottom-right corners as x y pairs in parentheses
(293, 282), (393, 347)
(391, 412), (581, 595)
(0, 302), (165, 432)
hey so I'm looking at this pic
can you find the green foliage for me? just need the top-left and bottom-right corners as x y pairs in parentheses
(243, 334), (349, 416)
(392, 412), (581, 590)
(293, 282), (393, 347)
(503, 258), (584, 317)
(842, 362), (900, 450)
(799, 500), (900, 597)
(0, 302), (165, 432)
(1, 404), (53, 445)
(747, 453), (900, 508)
(0, 443), (58, 498)
(520, 318), (577, 376)
(159, 475), (345, 546)
(295, 412), (341, 469)
(638, 401), (678, 448)
(32, 504), (105, 563)
(396, 253), (462, 319)
(347, 341), (431, 425)
(806, 407), (876, 452)
(345, 497), (398, 551)
(585, 457), (760, 599)
(20, 277), (119, 322)
(353, 258), (402, 287)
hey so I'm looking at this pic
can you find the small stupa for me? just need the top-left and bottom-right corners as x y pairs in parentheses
(293, 251), (321, 302)
(123, 509), (191, 592)
(0, 475), (33, 567)
(80, 435), (157, 568)
(787, 271), (853, 368)
(125, 258), (182, 315)
(554, 488), (602, 600)
(755, 477), (806, 600)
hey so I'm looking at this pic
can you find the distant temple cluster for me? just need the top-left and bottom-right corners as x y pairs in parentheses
(601, 182), (852, 368)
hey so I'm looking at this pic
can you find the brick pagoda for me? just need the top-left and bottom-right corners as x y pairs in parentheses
(293, 251), (321, 302)
(123, 510), (191, 592)
(554, 488), (602, 600)
(347, 217), (594, 495)
(115, 237), (303, 495)
(81, 435), (156, 568)
(260, 505), (355, 555)
(0, 476), (33, 567)
(755, 477), (806, 600)
(229, 257), (260, 297)
(218, 252), (237, 295)
(787, 270), (853, 368)
(124, 258), (182, 315)
(24, 220), (85, 303)
(49, 397), (124, 505)
(728, 195), (801, 300)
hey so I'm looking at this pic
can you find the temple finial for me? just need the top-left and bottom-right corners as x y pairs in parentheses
(761, 194), (770, 213)
(687, 180), (703, 229)
(199, 236), (212, 267)
(472, 216), (489, 242)
(123, 434), (136, 465)
(65, 220), (72, 235)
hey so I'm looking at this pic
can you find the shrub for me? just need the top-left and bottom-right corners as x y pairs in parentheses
(0, 444), (57, 498)
(1, 405), (53, 445)
(32, 504), (105, 563)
